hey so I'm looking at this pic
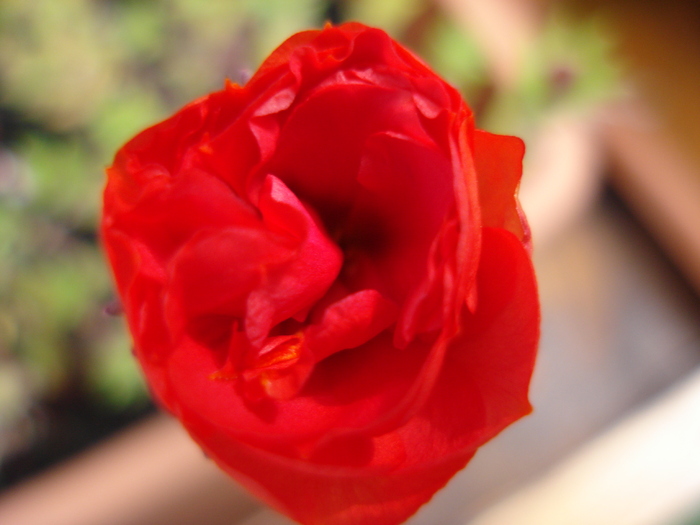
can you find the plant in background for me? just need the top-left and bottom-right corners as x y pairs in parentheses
(0, 0), (325, 483)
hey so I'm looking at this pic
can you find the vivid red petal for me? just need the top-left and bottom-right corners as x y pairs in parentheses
(161, 330), (429, 452)
(398, 226), (539, 464)
(245, 175), (343, 344)
(351, 131), (454, 304)
(304, 289), (398, 362)
(187, 415), (476, 525)
(473, 130), (530, 245)
(166, 226), (293, 323)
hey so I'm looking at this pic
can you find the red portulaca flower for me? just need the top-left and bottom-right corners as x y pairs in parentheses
(101, 22), (539, 525)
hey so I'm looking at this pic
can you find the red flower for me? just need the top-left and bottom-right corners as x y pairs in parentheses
(101, 23), (539, 525)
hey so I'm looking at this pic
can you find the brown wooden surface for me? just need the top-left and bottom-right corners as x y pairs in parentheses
(564, 0), (700, 296)
(0, 416), (259, 525)
(469, 367), (700, 525)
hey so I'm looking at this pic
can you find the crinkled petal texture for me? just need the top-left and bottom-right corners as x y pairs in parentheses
(101, 23), (539, 525)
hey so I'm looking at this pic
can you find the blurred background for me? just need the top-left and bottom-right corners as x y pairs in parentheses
(0, 0), (699, 524)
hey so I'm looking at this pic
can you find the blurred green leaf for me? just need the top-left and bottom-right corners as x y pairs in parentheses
(9, 241), (109, 393)
(345, 0), (425, 37)
(422, 14), (488, 95)
(91, 89), (167, 157)
(18, 135), (103, 227)
(482, 10), (620, 136)
(244, 0), (324, 61)
(115, 1), (169, 63)
(0, 0), (115, 131)
(86, 322), (148, 410)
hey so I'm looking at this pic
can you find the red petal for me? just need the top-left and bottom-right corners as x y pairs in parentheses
(162, 330), (429, 452)
(351, 131), (454, 305)
(110, 86), (247, 185)
(245, 175), (343, 345)
(215, 227), (537, 524)
(305, 289), (398, 362)
(166, 226), (293, 323)
(189, 415), (476, 525)
(398, 226), (539, 463)
(103, 165), (260, 265)
(474, 130), (530, 245)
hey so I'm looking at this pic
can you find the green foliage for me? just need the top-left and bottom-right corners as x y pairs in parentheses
(90, 89), (167, 159)
(421, 13), (488, 97)
(6, 237), (108, 392)
(19, 136), (102, 227)
(482, 10), (621, 137)
(0, 0), (333, 422)
(0, 0), (114, 131)
(344, 0), (425, 37)
(85, 324), (148, 410)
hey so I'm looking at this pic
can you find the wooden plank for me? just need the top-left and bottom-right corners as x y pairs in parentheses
(603, 98), (700, 295)
(0, 415), (259, 525)
(468, 366), (700, 525)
